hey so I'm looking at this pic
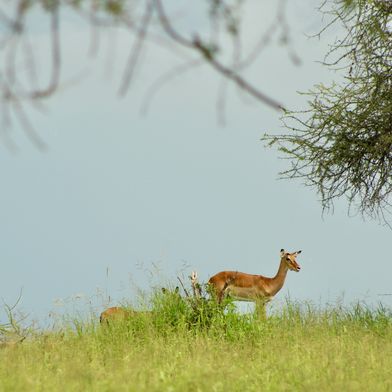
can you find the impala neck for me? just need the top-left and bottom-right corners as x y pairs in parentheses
(269, 258), (289, 296)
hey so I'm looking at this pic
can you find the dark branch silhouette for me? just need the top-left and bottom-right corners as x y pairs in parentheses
(0, 0), (297, 148)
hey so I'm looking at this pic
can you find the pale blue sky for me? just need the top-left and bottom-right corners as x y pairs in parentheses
(1, 1), (391, 324)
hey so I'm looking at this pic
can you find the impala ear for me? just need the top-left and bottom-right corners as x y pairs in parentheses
(280, 249), (285, 256)
(296, 250), (302, 255)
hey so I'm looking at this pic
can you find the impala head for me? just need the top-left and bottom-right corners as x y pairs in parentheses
(280, 249), (302, 272)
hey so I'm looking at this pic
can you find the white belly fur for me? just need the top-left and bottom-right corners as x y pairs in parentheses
(225, 286), (273, 302)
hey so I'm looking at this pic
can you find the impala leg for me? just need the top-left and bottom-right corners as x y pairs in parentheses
(255, 300), (266, 320)
(217, 289), (226, 304)
(208, 281), (226, 304)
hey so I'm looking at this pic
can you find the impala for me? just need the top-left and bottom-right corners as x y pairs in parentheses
(208, 249), (302, 314)
(99, 287), (180, 325)
(99, 306), (135, 324)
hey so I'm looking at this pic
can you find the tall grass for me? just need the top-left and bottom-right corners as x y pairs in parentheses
(0, 288), (391, 391)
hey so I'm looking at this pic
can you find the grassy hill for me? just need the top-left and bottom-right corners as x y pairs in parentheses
(1, 290), (391, 391)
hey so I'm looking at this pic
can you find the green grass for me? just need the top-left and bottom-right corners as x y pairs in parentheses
(0, 291), (391, 391)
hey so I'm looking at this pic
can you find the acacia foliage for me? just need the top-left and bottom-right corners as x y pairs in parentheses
(264, 0), (392, 224)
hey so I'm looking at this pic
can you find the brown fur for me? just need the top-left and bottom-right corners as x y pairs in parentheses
(99, 307), (134, 325)
(208, 249), (302, 304)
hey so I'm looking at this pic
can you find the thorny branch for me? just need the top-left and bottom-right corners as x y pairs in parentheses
(263, 0), (392, 226)
(1, 288), (31, 345)
(0, 0), (297, 148)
